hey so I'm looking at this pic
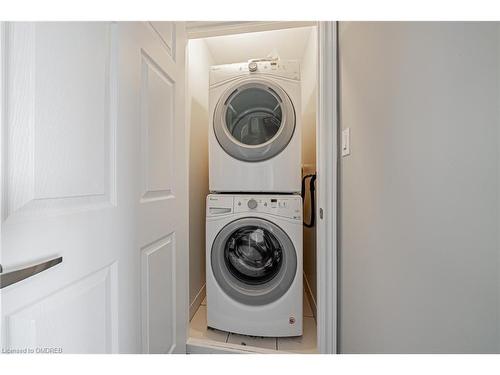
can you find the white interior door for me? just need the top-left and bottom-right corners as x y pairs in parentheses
(0, 21), (188, 354)
(119, 22), (188, 354)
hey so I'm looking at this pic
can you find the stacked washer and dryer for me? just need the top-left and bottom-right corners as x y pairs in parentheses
(206, 59), (303, 337)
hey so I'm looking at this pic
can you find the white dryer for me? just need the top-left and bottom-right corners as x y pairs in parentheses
(209, 60), (301, 193)
(206, 194), (303, 337)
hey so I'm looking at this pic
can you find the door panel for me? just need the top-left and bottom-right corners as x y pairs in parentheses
(141, 234), (176, 354)
(141, 50), (175, 201)
(7, 265), (118, 354)
(118, 22), (188, 354)
(4, 22), (116, 220)
(1, 21), (188, 354)
(148, 22), (176, 61)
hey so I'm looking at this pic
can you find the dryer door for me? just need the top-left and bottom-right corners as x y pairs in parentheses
(213, 79), (296, 162)
(211, 217), (297, 306)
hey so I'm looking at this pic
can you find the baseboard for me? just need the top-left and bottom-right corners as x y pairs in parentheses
(303, 272), (317, 320)
(189, 284), (206, 321)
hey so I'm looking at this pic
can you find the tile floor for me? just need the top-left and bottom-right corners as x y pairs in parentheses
(189, 293), (317, 353)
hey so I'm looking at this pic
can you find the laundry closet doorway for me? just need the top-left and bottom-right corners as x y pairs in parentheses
(185, 21), (337, 354)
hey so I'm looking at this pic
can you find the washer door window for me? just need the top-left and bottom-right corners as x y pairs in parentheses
(211, 218), (297, 306)
(214, 80), (296, 162)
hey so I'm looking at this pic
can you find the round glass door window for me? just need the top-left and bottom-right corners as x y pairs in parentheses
(211, 218), (297, 306)
(224, 226), (283, 285)
(214, 80), (296, 162)
(225, 88), (282, 146)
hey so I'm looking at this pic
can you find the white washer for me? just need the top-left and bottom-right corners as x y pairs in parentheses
(209, 60), (302, 193)
(206, 194), (303, 337)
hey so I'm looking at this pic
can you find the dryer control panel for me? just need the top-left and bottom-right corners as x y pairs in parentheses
(207, 194), (302, 221)
(210, 60), (300, 86)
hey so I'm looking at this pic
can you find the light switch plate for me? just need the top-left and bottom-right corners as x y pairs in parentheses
(342, 128), (351, 157)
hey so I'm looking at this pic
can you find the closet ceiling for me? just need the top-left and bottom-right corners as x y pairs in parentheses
(202, 26), (315, 65)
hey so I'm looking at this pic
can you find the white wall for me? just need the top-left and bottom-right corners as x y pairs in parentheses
(300, 27), (318, 315)
(339, 22), (500, 353)
(187, 39), (214, 319)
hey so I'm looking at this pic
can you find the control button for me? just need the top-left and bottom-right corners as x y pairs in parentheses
(248, 61), (258, 72)
(247, 199), (258, 209)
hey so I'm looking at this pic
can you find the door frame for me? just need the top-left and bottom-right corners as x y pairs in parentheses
(185, 21), (338, 354)
(0, 22), (5, 341)
(316, 21), (337, 354)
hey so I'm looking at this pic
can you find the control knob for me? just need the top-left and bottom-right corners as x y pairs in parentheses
(247, 199), (258, 209)
(248, 61), (258, 72)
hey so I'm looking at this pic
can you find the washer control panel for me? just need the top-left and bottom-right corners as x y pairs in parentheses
(234, 195), (302, 220)
(207, 194), (302, 220)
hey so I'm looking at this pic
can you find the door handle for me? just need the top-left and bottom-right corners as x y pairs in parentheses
(0, 256), (63, 289)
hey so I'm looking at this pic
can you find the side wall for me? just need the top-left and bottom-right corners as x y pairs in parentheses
(338, 21), (500, 353)
(301, 27), (318, 315)
(188, 39), (214, 319)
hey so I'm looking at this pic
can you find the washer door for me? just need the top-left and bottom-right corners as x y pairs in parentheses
(211, 217), (297, 306)
(213, 79), (296, 162)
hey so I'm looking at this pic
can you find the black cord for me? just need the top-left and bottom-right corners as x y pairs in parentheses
(301, 173), (317, 228)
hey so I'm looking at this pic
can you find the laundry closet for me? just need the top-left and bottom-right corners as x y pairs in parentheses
(186, 24), (319, 353)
